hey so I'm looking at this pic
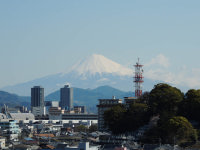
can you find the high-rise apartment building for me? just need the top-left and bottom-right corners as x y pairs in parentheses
(31, 86), (44, 108)
(60, 85), (73, 110)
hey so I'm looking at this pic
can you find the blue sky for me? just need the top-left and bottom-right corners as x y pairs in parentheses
(0, 0), (200, 90)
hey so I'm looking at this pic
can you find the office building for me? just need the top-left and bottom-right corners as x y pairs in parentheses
(60, 85), (73, 110)
(31, 86), (44, 108)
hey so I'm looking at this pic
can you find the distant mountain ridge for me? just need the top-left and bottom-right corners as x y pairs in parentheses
(0, 91), (30, 108)
(0, 86), (133, 112)
(46, 85), (133, 106)
(1, 54), (137, 96)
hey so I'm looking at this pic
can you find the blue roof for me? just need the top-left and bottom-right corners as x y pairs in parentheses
(24, 137), (34, 141)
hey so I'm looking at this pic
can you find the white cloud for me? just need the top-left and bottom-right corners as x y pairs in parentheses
(145, 69), (175, 83)
(145, 54), (170, 68)
(97, 78), (109, 82)
(144, 54), (200, 90)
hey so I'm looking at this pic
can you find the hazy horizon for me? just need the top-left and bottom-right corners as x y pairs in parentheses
(1, 1), (200, 91)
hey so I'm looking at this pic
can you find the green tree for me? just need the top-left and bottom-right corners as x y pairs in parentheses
(103, 104), (126, 134)
(159, 116), (197, 146)
(149, 83), (183, 118)
(138, 91), (150, 104)
(103, 103), (151, 134)
(74, 125), (88, 132)
(179, 89), (200, 122)
(126, 103), (150, 132)
(89, 124), (98, 133)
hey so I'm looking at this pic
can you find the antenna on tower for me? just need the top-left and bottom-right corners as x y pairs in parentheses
(134, 58), (144, 98)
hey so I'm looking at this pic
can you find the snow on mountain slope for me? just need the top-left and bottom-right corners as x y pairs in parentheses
(63, 54), (132, 76)
(1, 54), (137, 96)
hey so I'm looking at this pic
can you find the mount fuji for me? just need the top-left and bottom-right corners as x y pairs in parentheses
(1, 54), (153, 96)
(64, 54), (132, 77)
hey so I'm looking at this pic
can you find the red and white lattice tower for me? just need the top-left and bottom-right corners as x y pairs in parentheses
(134, 58), (144, 97)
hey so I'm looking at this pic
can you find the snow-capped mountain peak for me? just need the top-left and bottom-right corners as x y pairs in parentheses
(65, 54), (133, 76)
(2, 54), (135, 96)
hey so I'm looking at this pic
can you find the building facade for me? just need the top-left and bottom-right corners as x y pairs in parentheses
(74, 106), (86, 114)
(31, 86), (44, 108)
(97, 97), (122, 131)
(62, 114), (97, 120)
(49, 107), (64, 120)
(45, 101), (59, 115)
(124, 97), (137, 106)
(60, 85), (73, 111)
(32, 107), (46, 117)
(0, 120), (20, 140)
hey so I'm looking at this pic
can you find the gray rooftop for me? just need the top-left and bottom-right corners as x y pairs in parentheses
(10, 113), (35, 120)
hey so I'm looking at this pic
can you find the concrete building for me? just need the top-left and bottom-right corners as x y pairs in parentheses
(31, 86), (44, 108)
(32, 107), (46, 117)
(60, 85), (73, 111)
(74, 106), (86, 114)
(45, 101), (59, 107)
(45, 101), (59, 114)
(124, 97), (137, 105)
(97, 97), (122, 131)
(0, 120), (20, 140)
(62, 114), (97, 121)
(0, 110), (35, 121)
(49, 107), (65, 120)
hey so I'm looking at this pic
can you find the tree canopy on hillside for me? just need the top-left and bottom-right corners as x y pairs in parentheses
(104, 103), (151, 134)
(103, 83), (199, 147)
(159, 116), (197, 146)
(149, 83), (184, 118)
(104, 104), (126, 134)
(179, 89), (200, 122)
